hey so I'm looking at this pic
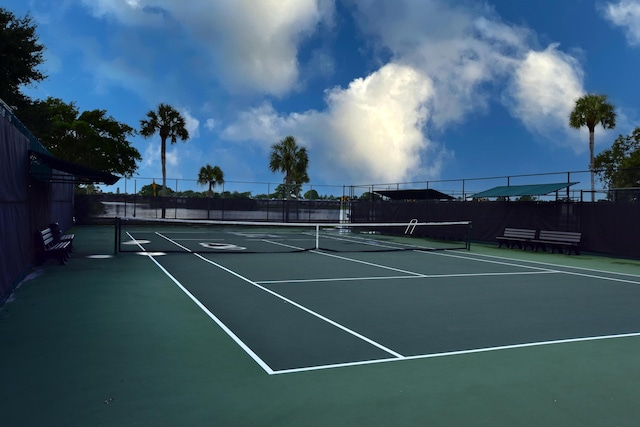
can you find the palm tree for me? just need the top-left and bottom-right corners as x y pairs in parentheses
(268, 135), (309, 199)
(140, 103), (189, 217)
(569, 94), (616, 201)
(197, 164), (224, 196)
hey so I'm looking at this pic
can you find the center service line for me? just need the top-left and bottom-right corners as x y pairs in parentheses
(192, 252), (405, 359)
(153, 232), (405, 360)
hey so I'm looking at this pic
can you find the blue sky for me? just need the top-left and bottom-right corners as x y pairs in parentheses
(4, 0), (640, 196)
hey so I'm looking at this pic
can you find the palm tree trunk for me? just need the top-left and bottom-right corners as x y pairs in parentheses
(589, 130), (595, 202)
(284, 175), (291, 222)
(161, 137), (167, 218)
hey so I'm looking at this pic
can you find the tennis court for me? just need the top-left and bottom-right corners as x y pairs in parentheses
(118, 219), (640, 374)
(3, 223), (640, 425)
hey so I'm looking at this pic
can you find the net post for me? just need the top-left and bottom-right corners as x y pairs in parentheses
(315, 224), (320, 250)
(466, 221), (472, 250)
(405, 219), (418, 235)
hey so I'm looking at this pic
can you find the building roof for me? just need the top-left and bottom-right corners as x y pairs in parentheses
(29, 150), (120, 185)
(374, 188), (455, 200)
(471, 182), (578, 198)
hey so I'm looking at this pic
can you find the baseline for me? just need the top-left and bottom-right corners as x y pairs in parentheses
(273, 332), (640, 375)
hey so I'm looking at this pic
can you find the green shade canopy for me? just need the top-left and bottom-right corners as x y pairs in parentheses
(472, 182), (578, 198)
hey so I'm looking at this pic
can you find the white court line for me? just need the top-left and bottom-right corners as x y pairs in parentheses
(155, 231), (193, 251)
(319, 233), (412, 250)
(168, 238), (226, 241)
(257, 270), (557, 285)
(126, 232), (275, 374)
(149, 232), (405, 364)
(418, 249), (559, 272)
(265, 239), (426, 276)
(272, 332), (640, 375)
(310, 250), (429, 276)
(242, 232), (557, 280)
(192, 252), (404, 360)
(420, 250), (640, 285)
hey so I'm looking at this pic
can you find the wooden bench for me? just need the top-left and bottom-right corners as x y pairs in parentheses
(38, 227), (72, 265)
(533, 230), (582, 255)
(496, 228), (537, 249)
(50, 222), (74, 252)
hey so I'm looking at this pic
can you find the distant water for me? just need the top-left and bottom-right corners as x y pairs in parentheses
(99, 201), (343, 222)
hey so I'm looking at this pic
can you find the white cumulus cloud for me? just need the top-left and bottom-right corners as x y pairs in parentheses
(180, 109), (200, 139)
(220, 0), (590, 184)
(604, 0), (640, 46)
(80, 0), (334, 96)
(506, 44), (586, 152)
(320, 63), (436, 183)
(223, 63), (441, 184)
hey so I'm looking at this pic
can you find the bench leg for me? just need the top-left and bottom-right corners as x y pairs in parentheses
(566, 246), (579, 255)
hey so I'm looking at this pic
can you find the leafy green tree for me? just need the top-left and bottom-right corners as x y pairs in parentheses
(304, 189), (319, 200)
(140, 103), (189, 216)
(197, 164), (224, 196)
(29, 97), (140, 177)
(223, 191), (252, 199)
(271, 183), (303, 199)
(569, 94), (616, 201)
(594, 127), (640, 189)
(138, 183), (173, 197)
(268, 136), (309, 199)
(0, 8), (45, 109)
(179, 190), (204, 198)
(360, 192), (382, 201)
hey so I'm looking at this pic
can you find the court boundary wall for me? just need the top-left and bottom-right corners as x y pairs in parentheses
(0, 101), (74, 303)
(79, 192), (640, 258)
(350, 199), (640, 259)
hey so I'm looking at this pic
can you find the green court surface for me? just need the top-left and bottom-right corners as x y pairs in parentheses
(2, 225), (640, 426)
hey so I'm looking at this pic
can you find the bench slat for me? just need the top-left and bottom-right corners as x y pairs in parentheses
(533, 230), (582, 255)
(38, 227), (72, 265)
(537, 231), (581, 243)
(496, 228), (537, 249)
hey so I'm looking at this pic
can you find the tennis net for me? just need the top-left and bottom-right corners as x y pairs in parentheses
(116, 217), (472, 254)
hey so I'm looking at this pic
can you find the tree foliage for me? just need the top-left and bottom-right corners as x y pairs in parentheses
(0, 8), (45, 108)
(569, 94), (617, 133)
(1, 7), (142, 183)
(594, 127), (640, 189)
(197, 164), (225, 196)
(140, 103), (189, 201)
(360, 192), (382, 201)
(28, 97), (141, 177)
(268, 136), (309, 199)
(569, 93), (616, 200)
(270, 183), (304, 199)
(304, 189), (319, 200)
(138, 183), (174, 197)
